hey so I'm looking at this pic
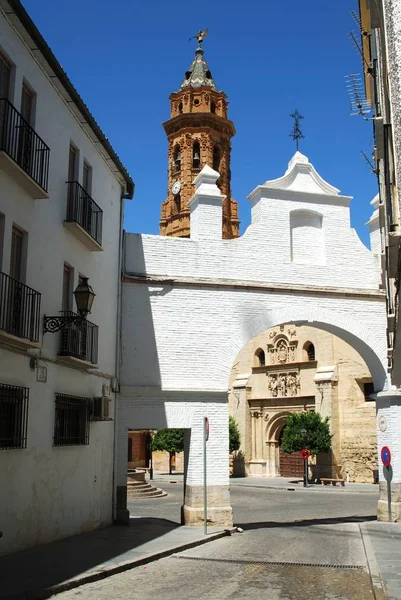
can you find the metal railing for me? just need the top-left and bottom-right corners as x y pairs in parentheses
(0, 98), (50, 192)
(0, 383), (29, 449)
(54, 393), (90, 446)
(66, 181), (103, 245)
(58, 311), (98, 364)
(0, 271), (41, 341)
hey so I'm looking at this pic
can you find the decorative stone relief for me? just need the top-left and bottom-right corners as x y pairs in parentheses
(267, 334), (298, 364)
(288, 326), (297, 338)
(267, 371), (301, 397)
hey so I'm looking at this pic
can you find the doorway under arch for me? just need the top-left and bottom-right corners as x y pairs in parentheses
(278, 426), (304, 477)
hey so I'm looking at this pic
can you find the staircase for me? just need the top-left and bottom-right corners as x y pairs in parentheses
(127, 470), (167, 499)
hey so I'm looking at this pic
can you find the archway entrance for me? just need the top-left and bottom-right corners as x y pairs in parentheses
(278, 427), (304, 477)
(229, 322), (378, 483)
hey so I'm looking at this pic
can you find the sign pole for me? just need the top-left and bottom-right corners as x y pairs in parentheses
(300, 448), (310, 488)
(203, 417), (207, 535)
(387, 468), (392, 522)
(381, 446), (392, 522)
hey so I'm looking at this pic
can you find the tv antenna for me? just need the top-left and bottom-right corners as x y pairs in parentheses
(289, 109), (305, 151)
(345, 74), (372, 118)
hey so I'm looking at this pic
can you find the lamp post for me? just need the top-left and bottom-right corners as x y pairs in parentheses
(43, 278), (96, 333)
(301, 427), (308, 488)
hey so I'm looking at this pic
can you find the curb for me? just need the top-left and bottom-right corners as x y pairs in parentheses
(230, 483), (379, 494)
(359, 523), (387, 600)
(11, 528), (235, 600)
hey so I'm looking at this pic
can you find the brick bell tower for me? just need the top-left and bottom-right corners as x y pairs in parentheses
(160, 31), (239, 238)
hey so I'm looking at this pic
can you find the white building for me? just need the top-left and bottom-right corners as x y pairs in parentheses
(358, 0), (401, 523)
(0, 0), (134, 555)
(120, 155), (391, 526)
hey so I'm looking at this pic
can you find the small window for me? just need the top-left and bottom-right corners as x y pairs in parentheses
(255, 348), (266, 367)
(364, 382), (375, 400)
(54, 394), (90, 446)
(213, 146), (221, 172)
(68, 144), (78, 182)
(173, 146), (181, 172)
(0, 52), (12, 99)
(178, 102), (183, 113)
(10, 226), (24, 282)
(304, 342), (315, 361)
(192, 141), (200, 169)
(62, 264), (73, 312)
(174, 194), (180, 214)
(210, 101), (216, 114)
(0, 383), (29, 450)
(194, 98), (200, 106)
(82, 161), (92, 194)
(20, 82), (34, 125)
(205, 70), (212, 79)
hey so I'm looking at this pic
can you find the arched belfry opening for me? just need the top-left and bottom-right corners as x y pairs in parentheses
(160, 35), (239, 239)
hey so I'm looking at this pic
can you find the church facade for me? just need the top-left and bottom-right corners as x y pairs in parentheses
(229, 323), (377, 483)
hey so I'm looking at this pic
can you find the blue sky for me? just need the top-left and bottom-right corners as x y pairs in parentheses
(23, 0), (377, 246)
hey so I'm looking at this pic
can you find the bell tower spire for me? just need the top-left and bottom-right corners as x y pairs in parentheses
(160, 33), (239, 238)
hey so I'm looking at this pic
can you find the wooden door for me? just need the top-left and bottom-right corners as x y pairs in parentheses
(279, 446), (304, 477)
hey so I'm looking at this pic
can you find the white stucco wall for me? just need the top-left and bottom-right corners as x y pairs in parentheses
(120, 157), (388, 504)
(0, 8), (127, 554)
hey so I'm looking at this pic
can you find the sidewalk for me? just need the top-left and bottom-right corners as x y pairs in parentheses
(360, 521), (401, 600)
(0, 518), (230, 600)
(151, 471), (379, 493)
(229, 475), (379, 493)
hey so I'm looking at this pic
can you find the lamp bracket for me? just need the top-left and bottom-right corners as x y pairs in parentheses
(43, 314), (84, 334)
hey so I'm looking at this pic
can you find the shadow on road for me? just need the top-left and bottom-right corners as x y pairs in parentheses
(0, 517), (181, 599)
(234, 514), (377, 531)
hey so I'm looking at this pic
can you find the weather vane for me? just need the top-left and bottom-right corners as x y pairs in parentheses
(289, 109), (305, 151)
(189, 28), (209, 46)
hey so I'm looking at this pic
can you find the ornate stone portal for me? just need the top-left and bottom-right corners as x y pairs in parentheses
(230, 324), (377, 481)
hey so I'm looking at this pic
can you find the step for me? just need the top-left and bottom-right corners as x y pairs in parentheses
(128, 488), (167, 498)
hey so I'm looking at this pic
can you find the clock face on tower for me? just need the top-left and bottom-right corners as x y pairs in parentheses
(172, 180), (181, 195)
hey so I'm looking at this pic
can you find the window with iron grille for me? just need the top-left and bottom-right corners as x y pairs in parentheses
(54, 394), (90, 446)
(0, 383), (29, 449)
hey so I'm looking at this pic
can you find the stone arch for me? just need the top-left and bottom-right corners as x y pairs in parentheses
(303, 341), (316, 361)
(223, 305), (387, 392)
(265, 411), (293, 443)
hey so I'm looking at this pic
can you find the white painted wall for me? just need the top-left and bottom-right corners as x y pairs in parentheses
(0, 8), (127, 554)
(120, 154), (388, 506)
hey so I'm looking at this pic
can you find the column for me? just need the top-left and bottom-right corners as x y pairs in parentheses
(182, 404), (233, 527)
(376, 387), (401, 522)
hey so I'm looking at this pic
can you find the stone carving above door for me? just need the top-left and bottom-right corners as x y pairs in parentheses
(267, 371), (300, 397)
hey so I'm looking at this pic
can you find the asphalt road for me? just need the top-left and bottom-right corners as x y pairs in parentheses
(55, 483), (379, 599)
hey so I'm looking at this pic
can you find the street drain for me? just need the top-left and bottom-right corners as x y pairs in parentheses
(173, 556), (364, 570)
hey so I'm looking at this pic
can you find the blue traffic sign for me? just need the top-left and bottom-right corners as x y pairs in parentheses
(381, 446), (391, 467)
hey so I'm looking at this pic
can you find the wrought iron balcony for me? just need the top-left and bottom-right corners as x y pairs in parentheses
(58, 311), (98, 364)
(65, 182), (103, 249)
(0, 271), (41, 343)
(0, 98), (50, 196)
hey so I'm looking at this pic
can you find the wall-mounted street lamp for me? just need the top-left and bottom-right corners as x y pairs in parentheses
(43, 277), (96, 333)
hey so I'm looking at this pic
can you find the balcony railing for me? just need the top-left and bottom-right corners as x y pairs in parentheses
(0, 272), (41, 342)
(66, 182), (103, 245)
(59, 311), (98, 364)
(0, 98), (50, 192)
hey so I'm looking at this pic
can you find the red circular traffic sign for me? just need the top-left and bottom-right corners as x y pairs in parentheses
(300, 448), (311, 460)
(381, 446), (391, 467)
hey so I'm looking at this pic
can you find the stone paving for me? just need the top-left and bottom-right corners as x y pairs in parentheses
(0, 477), (399, 599)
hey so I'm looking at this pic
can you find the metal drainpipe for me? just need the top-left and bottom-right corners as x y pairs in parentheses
(112, 188), (130, 522)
